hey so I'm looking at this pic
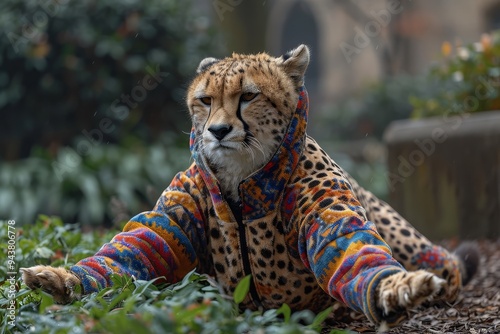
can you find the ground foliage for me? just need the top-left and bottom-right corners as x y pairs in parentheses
(0, 216), (346, 334)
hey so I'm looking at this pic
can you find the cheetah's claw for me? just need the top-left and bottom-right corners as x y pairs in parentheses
(377, 270), (446, 317)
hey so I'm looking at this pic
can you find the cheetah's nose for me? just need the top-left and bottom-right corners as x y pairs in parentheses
(208, 124), (233, 141)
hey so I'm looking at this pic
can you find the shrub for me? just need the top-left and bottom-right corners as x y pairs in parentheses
(410, 31), (500, 118)
(0, 135), (191, 226)
(0, 0), (223, 160)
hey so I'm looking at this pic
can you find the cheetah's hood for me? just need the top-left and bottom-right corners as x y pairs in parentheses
(189, 86), (309, 216)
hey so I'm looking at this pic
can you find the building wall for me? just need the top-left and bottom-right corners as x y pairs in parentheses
(265, 0), (500, 108)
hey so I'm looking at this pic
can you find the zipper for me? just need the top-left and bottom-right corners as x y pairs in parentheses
(226, 197), (262, 308)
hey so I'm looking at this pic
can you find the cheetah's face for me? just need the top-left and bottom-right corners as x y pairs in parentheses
(187, 45), (310, 196)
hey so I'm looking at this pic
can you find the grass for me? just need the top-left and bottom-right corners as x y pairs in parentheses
(0, 216), (347, 334)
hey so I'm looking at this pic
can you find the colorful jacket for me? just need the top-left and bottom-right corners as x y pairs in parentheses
(70, 87), (404, 324)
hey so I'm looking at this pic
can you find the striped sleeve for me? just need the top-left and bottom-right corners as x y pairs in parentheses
(298, 179), (405, 325)
(70, 167), (207, 293)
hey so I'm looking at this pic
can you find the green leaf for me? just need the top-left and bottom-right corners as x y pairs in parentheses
(308, 306), (332, 331)
(233, 275), (251, 305)
(34, 246), (55, 259)
(133, 278), (160, 295)
(277, 303), (291, 323)
(38, 291), (54, 313)
(108, 288), (132, 310)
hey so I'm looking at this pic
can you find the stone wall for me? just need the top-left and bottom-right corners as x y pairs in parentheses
(384, 111), (500, 239)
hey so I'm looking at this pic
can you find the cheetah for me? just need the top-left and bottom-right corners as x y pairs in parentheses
(22, 44), (479, 330)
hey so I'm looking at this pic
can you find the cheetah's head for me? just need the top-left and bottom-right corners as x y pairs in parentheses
(187, 44), (310, 200)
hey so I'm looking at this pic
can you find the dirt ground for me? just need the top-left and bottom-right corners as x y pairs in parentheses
(325, 239), (500, 334)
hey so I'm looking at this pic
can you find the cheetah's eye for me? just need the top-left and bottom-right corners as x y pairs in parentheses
(199, 97), (212, 106)
(240, 92), (259, 102)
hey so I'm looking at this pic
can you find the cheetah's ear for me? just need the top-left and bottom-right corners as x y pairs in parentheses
(276, 44), (310, 86)
(197, 57), (220, 74)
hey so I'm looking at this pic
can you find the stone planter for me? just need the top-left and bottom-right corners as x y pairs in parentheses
(384, 111), (500, 240)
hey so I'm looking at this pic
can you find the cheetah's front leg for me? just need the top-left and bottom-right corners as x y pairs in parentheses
(376, 270), (446, 329)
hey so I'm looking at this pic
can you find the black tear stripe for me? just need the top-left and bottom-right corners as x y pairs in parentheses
(236, 101), (249, 132)
(203, 105), (212, 130)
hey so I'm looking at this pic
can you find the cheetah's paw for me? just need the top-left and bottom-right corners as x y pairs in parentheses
(377, 270), (446, 317)
(21, 265), (81, 304)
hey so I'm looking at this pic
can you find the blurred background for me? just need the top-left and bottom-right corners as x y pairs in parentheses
(1, 0), (499, 238)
